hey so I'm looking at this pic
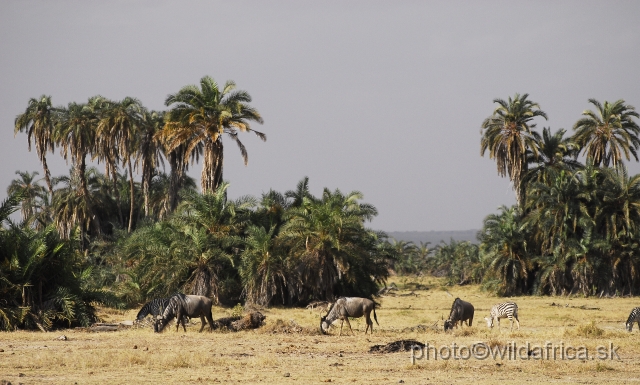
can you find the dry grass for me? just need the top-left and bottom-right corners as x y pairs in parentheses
(1, 277), (640, 384)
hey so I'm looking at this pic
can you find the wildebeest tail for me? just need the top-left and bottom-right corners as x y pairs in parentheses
(373, 306), (379, 326)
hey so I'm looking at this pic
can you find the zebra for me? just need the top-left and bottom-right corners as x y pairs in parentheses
(136, 298), (188, 325)
(626, 307), (640, 332)
(484, 302), (519, 330)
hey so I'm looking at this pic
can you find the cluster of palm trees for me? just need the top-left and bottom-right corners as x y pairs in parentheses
(114, 178), (394, 307)
(0, 193), (118, 331)
(13, 76), (264, 244)
(4, 75), (397, 329)
(480, 94), (640, 296)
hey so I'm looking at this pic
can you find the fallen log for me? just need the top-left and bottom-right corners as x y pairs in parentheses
(369, 340), (425, 353)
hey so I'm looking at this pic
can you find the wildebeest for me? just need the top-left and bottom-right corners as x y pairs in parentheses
(320, 297), (378, 336)
(484, 302), (519, 330)
(154, 294), (215, 333)
(626, 307), (640, 332)
(444, 298), (474, 331)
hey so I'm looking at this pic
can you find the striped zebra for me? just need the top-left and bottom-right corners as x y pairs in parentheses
(626, 307), (640, 332)
(484, 302), (519, 330)
(136, 298), (170, 321)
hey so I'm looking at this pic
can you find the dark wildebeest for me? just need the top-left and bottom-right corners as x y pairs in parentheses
(320, 297), (378, 336)
(154, 294), (215, 333)
(443, 298), (474, 331)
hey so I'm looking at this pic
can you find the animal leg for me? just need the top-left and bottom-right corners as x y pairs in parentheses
(339, 320), (344, 336)
(344, 318), (354, 336)
(173, 312), (180, 332)
(199, 315), (206, 332)
(364, 314), (372, 334)
(206, 311), (214, 331)
(179, 311), (187, 332)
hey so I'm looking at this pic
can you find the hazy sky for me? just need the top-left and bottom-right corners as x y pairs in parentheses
(2, 1), (640, 232)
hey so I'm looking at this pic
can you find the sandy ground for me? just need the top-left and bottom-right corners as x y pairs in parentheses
(1, 278), (640, 384)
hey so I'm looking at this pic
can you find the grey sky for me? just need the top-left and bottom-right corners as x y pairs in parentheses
(1, 1), (640, 232)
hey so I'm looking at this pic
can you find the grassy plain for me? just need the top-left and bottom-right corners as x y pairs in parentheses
(1, 277), (640, 384)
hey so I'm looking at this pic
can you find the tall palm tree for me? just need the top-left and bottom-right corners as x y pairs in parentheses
(14, 95), (57, 198)
(481, 93), (548, 207)
(55, 100), (100, 240)
(159, 76), (265, 194)
(135, 109), (165, 218)
(93, 96), (124, 228)
(572, 99), (640, 167)
(96, 97), (143, 232)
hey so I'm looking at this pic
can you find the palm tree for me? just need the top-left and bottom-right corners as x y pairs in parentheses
(6, 171), (47, 225)
(14, 96), (57, 198)
(124, 184), (249, 303)
(389, 238), (419, 275)
(481, 93), (548, 207)
(55, 100), (100, 240)
(240, 225), (293, 306)
(135, 109), (165, 218)
(96, 97), (143, 232)
(523, 127), (582, 186)
(478, 205), (531, 295)
(279, 188), (380, 300)
(285, 177), (314, 208)
(159, 76), (265, 194)
(572, 99), (640, 167)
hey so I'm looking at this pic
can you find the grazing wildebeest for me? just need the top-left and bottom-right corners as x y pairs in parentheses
(320, 297), (378, 336)
(484, 302), (519, 330)
(444, 298), (474, 331)
(154, 294), (215, 333)
(626, 307), (640, 332)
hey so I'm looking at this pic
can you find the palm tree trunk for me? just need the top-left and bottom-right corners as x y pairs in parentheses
(40, 155), (54, 200)
(143, 171), (150, 217)
(78, 157), (100, 247)
(127, 160), (135, 233)
(202, 139), (223, 194)
(106, 154), (124, 228)
(168, 148), (185, 213)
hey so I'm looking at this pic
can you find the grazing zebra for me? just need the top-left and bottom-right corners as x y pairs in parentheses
(136, 298), (170, 321)
(626, 307), (640, 332)
(484, 302), (519, 330)
(136, 298), (189, 325)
